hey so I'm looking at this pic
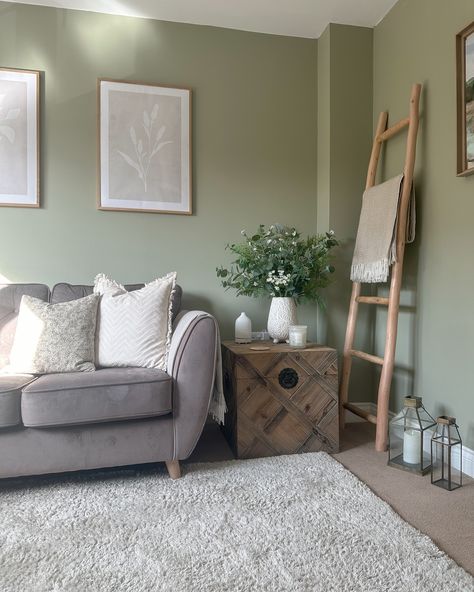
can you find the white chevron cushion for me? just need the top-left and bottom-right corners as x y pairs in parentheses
(94, 272), (176, 370)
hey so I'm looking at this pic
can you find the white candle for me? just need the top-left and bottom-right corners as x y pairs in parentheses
(289, 325), (307, 348)
(403, 429), (421, 464)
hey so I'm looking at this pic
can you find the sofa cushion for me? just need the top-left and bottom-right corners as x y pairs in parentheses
(21, 368), (172, 428)
(51, 282), (183, 321)
(10, 294), (99, 374)
(0, 284), (50, 370)
(0, 374), (36, 427)
(94, 273), (176, 370)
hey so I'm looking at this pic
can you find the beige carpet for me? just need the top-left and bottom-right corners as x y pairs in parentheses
(1, 452), (474, 592)
(334, 422), (474, 577)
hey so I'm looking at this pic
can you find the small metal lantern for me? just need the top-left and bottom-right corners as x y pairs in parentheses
(388, 396), (436, 475)
(431, 416), (463, 491)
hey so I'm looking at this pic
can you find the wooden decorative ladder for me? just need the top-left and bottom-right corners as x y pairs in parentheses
(339, 83), (422, 452)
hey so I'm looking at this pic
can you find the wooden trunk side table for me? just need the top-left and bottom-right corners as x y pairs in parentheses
(222, 341), (339, 459)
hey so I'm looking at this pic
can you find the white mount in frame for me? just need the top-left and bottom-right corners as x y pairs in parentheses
(0, 68), (40, 208)
(98, 79), (192, 214)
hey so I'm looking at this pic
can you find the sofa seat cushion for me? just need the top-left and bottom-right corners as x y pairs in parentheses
(21, 368), (172, 428)
(0, 374), (36, 427)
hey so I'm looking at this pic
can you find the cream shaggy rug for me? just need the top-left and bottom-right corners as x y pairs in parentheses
(0, 452), (473, 592)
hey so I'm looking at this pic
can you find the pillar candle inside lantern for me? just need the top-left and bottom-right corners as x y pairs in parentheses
(403, 429), (421, 464)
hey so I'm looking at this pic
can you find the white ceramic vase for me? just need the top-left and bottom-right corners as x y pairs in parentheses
(267, 297), (297, 344)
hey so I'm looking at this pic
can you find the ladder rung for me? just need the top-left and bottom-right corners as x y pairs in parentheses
(350, 349), (384, 366)
(344, 402), (377, 425)
(377, 117), (410, 142)
(356, 296), (390, 305)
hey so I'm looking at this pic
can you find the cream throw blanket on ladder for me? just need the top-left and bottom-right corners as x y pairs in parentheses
(350, 174), (416, 283)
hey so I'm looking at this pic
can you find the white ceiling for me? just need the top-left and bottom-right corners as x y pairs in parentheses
(6, 0), (398, 38)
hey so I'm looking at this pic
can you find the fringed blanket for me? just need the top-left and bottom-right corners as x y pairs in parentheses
(168, 310), (226, 424)
(351, 174), (415, 283)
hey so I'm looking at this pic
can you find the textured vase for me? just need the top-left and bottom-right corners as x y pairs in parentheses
(267, 297), (298, 344)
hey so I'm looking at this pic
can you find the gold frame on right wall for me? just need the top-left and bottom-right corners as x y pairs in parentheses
(456, 21), (474, 177)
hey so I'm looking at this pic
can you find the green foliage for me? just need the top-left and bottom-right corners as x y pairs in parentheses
(216, 224), (339, 306)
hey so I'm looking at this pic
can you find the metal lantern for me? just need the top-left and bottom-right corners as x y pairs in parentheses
(431, 416), (463, 491)
(388, 396), (436, 475)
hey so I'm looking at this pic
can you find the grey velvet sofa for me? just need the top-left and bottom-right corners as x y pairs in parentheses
(0, 282), (218, 480)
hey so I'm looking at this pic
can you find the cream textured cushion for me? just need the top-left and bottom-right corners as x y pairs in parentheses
(94, 273), (176, 370)
(9, 294), (99, 374)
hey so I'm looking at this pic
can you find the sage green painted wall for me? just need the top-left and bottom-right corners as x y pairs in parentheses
(0, 2), (318, 339)
(316, 27), (330, 235)
(373, 0), (474, 446)
(316, 24), (374, 401)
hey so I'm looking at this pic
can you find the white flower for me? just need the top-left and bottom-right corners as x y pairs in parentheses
(241, 229), (246, 235)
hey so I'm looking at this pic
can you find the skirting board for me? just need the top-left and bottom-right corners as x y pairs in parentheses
(345, 402), (474, 478)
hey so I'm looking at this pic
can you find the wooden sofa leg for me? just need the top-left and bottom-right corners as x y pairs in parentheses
(165, 460), (181, 480)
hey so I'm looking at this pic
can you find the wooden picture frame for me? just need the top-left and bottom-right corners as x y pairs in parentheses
(456, 22), (474, 177)
(98, 79), (192, 214)
(0, 68), (40, 207)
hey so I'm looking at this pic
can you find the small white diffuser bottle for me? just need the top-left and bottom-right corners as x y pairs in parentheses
(235, 313), (252, 344)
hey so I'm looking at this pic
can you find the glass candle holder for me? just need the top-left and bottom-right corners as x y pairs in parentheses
(288, 325), (307, 348)
(388, 395), (436, 475)
(431, 416), (463, 491)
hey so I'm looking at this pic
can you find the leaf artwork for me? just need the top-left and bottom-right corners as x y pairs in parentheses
(117, 103), (173, 192)
(0, 93), (19, 145)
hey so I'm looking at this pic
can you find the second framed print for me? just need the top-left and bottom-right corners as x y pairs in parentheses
(98, 79), (192, 214)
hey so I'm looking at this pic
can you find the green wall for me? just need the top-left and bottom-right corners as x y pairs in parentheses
(0, 2), (318, 339)
(316, 24), (374, 401)
(316, 26), (331, 235)
(373, 0), (474, 446)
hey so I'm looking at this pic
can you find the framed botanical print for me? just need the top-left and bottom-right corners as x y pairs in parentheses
(98, 79), (192, 214)
(456, 22), (474, 177)
(0, 68), (40, 207)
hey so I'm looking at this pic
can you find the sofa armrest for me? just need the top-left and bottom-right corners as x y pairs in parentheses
(167, 312), (217, 460)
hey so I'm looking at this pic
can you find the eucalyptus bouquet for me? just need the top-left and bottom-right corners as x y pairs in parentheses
(216, 224), (338, 306)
